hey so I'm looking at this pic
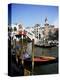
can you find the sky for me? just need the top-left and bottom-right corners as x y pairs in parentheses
(8, 3), (58, 27)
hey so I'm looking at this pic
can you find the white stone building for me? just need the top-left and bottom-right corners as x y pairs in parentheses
(34, 24), (44, 40)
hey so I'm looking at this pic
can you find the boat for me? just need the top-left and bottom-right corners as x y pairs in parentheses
(34, 44), (57, 48)
(24, 56), (58, 66)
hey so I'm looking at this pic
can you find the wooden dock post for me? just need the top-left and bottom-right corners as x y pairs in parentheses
(32, 39), (34, 75)
(21, 32), (24, 65)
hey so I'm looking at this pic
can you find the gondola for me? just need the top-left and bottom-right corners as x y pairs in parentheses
(24, 56), (58, 66)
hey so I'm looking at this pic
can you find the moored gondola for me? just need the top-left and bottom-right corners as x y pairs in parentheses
(24, 56), (58, 66)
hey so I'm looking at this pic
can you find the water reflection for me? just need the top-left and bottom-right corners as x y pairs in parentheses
(27, 42), (58, 57)
(34, 46), (58, 57)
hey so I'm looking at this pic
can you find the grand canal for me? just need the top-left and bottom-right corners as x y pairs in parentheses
(27, 42), (58, 75)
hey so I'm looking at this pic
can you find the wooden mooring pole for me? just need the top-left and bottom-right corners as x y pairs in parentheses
(32, 39), (34, 75)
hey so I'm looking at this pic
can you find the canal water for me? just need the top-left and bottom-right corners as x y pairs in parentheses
(27, 42), (58, 75)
